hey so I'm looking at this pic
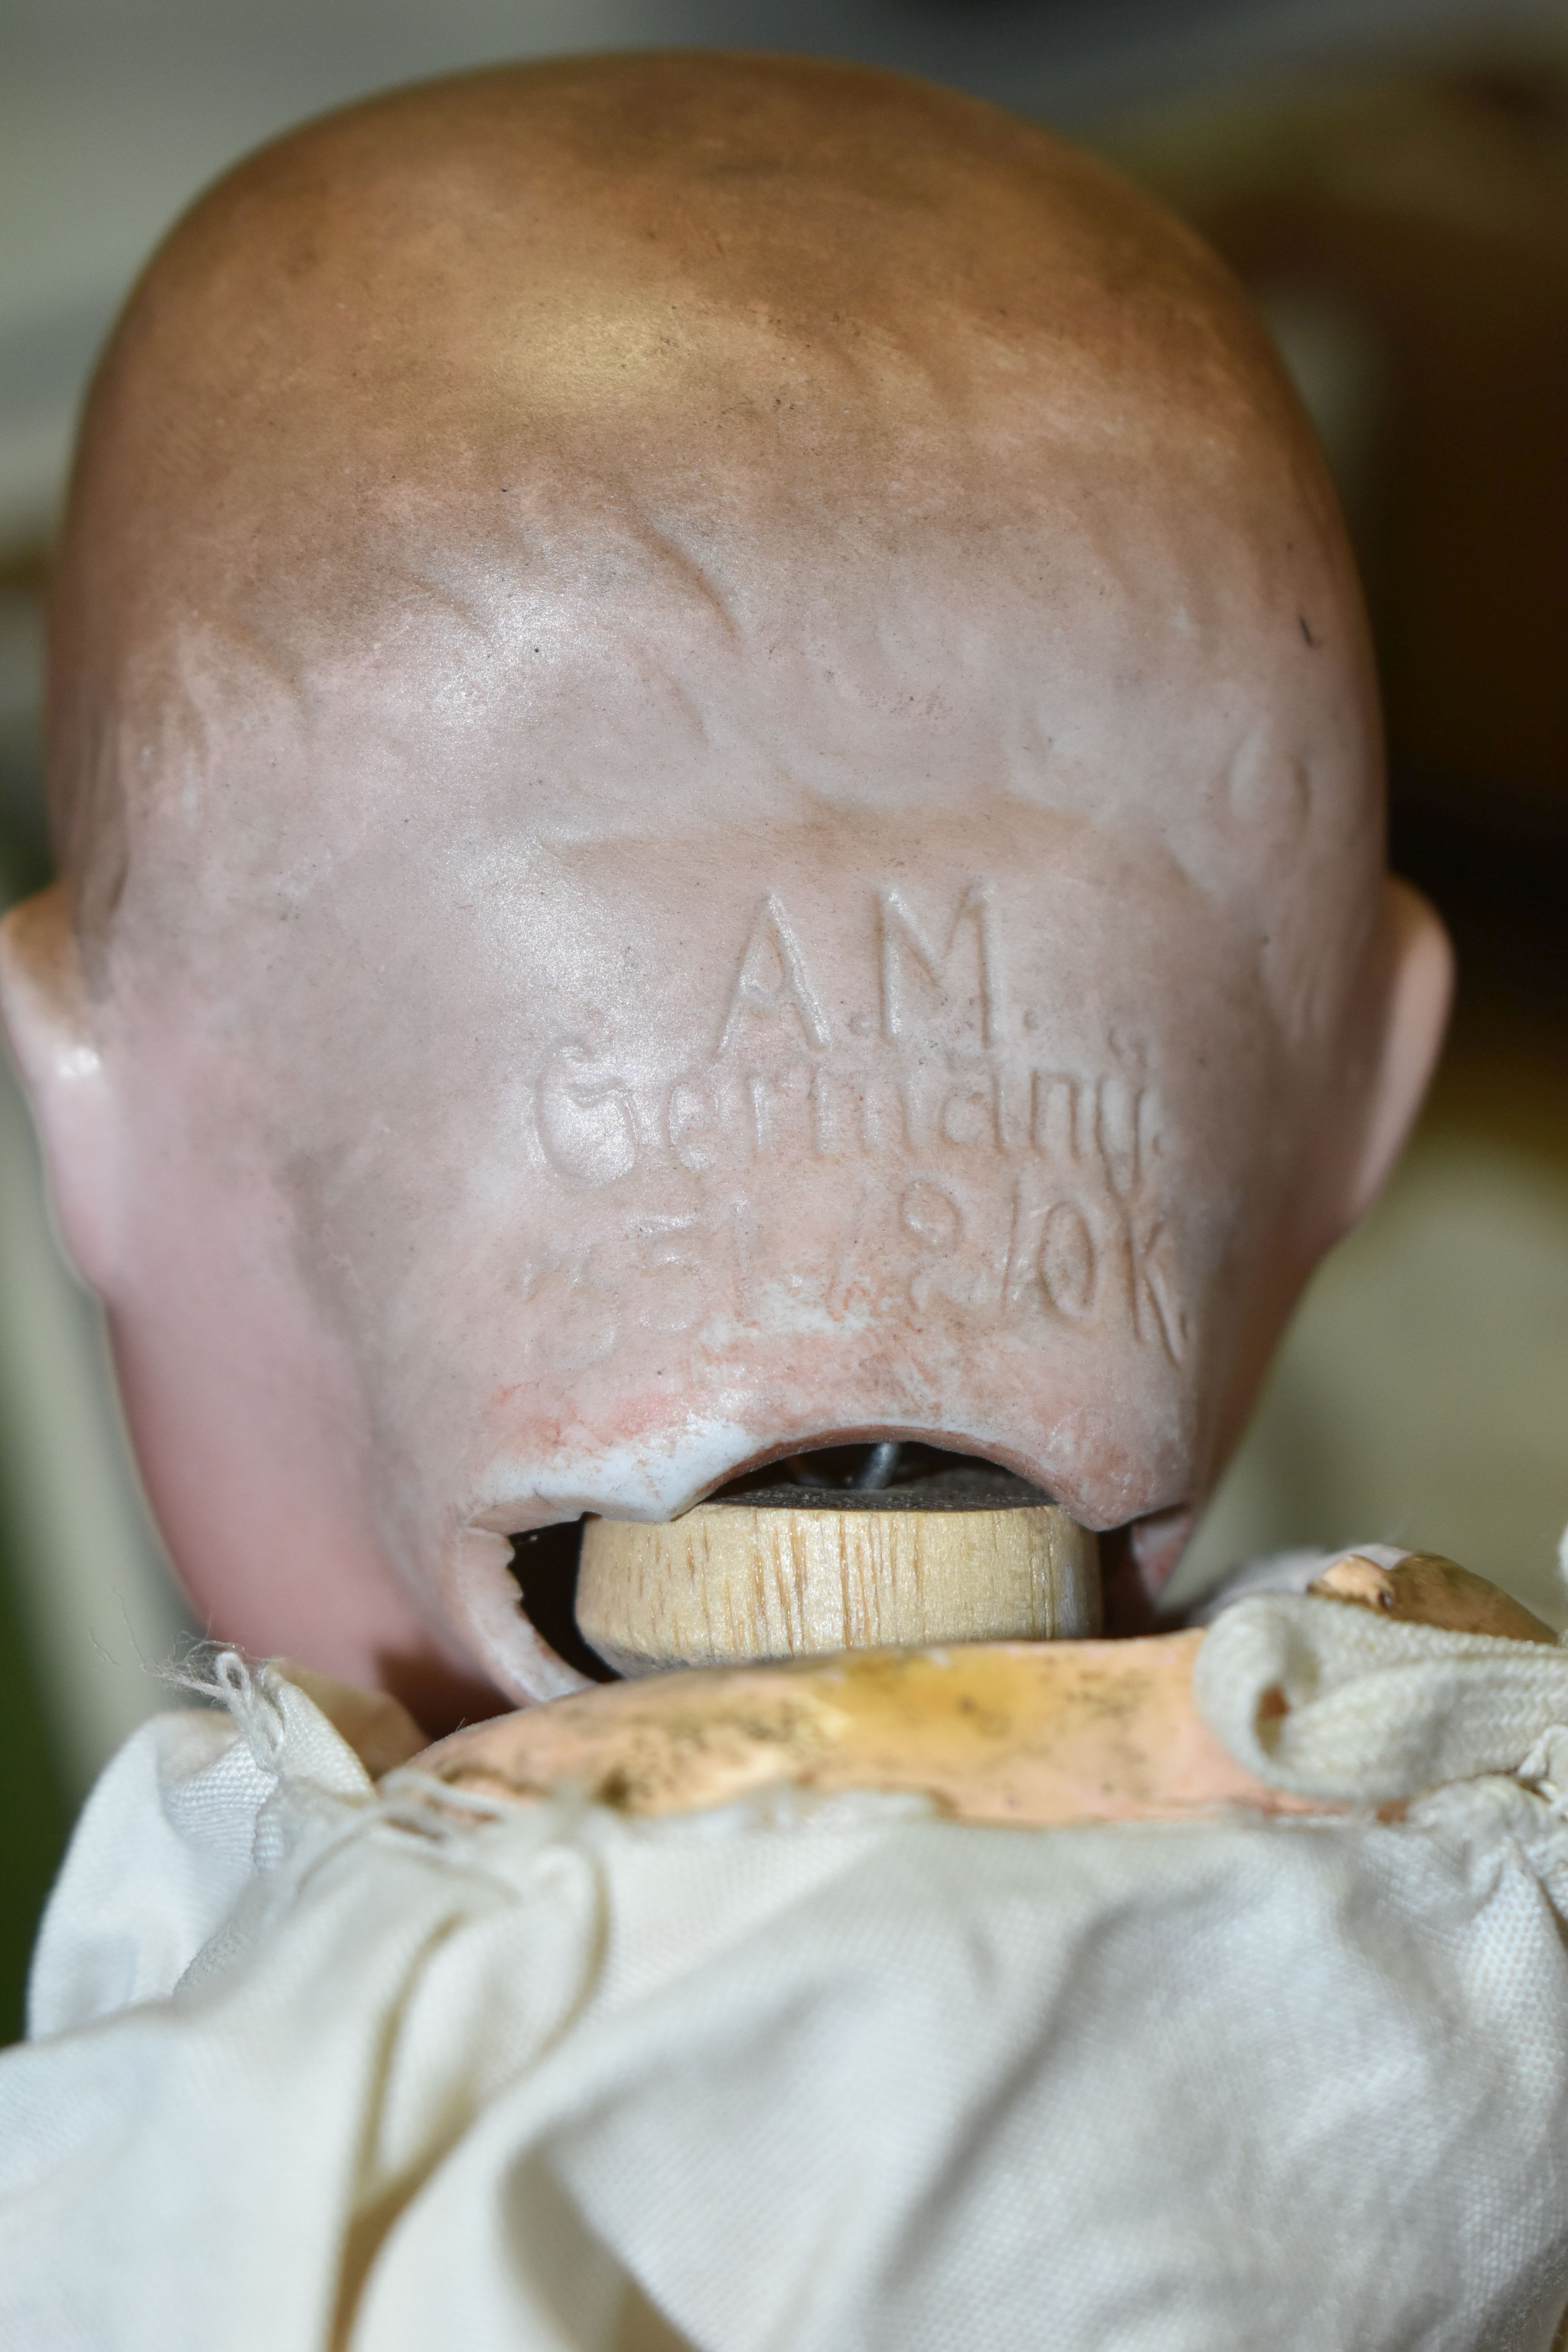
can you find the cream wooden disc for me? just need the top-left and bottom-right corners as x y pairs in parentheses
(575, 1487), (1100, 1676)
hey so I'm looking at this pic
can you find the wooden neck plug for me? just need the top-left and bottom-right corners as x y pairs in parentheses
(574, 1461), (1100, 1678)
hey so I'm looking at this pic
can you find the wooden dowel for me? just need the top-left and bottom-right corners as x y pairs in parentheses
(576, 1490), (1100, 1676)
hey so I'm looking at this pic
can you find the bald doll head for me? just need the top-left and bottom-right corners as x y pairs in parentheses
(0, 54), (1449, 1712)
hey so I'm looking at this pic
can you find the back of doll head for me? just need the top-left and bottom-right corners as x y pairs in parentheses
(9, 56), (1440, 1700)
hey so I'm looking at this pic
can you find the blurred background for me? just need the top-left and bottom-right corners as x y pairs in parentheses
(4, 0), (1567, 2038)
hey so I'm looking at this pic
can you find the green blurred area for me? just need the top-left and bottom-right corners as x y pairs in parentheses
(0, 646), (67, 2046)
(0, 1491), (69, 2045)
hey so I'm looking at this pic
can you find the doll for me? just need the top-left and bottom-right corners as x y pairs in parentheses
(6, 54), (1568, 2352)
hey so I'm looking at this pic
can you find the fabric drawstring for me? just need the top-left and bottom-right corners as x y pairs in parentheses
(163, 1644), (290, 1773)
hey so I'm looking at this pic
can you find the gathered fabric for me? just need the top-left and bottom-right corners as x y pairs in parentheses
(7, 1607), (1568, 2350)
(1196, 1591), (1568, 1811)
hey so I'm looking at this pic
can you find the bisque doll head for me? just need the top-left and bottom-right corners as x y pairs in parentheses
(0, 54), (1450, 1713)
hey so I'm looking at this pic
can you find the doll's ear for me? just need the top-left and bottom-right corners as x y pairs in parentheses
(0, 884), (118, 1291)
(1338, 876), (1454, 1235)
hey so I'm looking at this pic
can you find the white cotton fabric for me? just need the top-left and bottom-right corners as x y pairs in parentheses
(7, 1616), (1568, 2351)
(1196, 1592), (1568, 1804)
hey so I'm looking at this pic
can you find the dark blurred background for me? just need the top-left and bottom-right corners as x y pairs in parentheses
(4, 0), (1567, 2040)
